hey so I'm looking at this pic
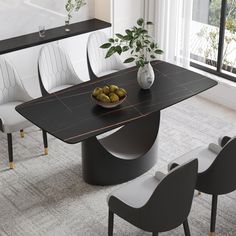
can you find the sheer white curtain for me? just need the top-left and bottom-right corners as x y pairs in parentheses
(147, 0), (193, 68)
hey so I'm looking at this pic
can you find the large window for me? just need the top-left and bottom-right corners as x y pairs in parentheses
(190, 0), (236, 81)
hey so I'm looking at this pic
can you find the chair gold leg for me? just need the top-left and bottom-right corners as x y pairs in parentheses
(42, 130), (48, 155)
(9, 162), (15, 169)
(20, 130), (24, 138)
(210, 195), (218, 236)
(44, 147), (48, 155)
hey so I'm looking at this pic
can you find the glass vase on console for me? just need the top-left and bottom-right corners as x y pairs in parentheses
(65, 15), (71, 32)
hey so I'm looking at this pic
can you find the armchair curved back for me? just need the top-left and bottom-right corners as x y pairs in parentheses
(38, 44), (81, 95)
(0, 56), (31, 105)
(197, 138), (236, 195)
(87, 31), (125, 79)
(138, 159), (198, 232)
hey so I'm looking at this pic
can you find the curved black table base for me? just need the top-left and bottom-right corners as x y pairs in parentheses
(82, 111), (160, 185)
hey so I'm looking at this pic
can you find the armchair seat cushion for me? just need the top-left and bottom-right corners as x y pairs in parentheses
(108, 172), (165, 209)
(48, 84), (73, 94)
(0, 102), (32, 133)
(168, 146), (218, 173)
(97, 70), (118, 78)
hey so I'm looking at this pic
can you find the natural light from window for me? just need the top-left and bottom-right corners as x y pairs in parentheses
(190, 0), (236, 79)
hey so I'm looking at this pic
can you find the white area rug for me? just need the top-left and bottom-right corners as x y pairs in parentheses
(0, 96), (236, 236)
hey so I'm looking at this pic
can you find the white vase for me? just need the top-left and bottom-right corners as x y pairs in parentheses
(137, 63), (155, 90)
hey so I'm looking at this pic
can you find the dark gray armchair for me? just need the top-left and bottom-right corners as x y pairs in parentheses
(169, 138), (236, 236)
(107, 159), (198, 236)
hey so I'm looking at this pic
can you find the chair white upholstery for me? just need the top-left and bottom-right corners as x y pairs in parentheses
(208, 143), (222, 154)
(168, 145), (218, 173)
(107, 172), (165, 208)
(107, 159), (198, 236)
(38, 44), (83, 94)
(87, 31), (126, 78)
(0, 102), (31, 133)
(48, 84), (72, 93)
(0, 57), (32, 133)
(0, 56), (48, 169)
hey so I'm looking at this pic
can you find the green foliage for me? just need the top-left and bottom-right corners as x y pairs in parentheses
(197, 0), (236, 72)
(209, 0), (221, 27)
(197, 24), (236, 71)
(100, 18), (163, 68)
(226, 18), (236, 33)
(100, 43), (111, 49)
(65, 0), (86, 20)
(209, 0), (236, 32)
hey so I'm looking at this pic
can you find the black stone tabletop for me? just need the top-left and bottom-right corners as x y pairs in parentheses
(16, 61), (217, 144)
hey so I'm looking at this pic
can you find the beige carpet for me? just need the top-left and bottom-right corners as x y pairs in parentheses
(0, 96), (236, 236)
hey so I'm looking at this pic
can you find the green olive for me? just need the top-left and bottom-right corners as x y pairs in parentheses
(109, 85), (119, 93)
(97, 93), (111, 103)
(116, 88), (127, 98)
(109, 93), (120, 103)
(103, 86), (110, 95)
(92, 87), (103, 97)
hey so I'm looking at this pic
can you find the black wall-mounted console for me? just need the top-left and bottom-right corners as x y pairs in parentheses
(0, 18), (111, 55)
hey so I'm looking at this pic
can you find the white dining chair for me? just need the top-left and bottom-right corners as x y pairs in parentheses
(38, 44), (83, 95)
(0, 56), (48, 169)
(87, 31), (127, 80)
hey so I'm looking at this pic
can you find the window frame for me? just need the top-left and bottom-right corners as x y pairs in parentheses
(191, 0), (236, 82)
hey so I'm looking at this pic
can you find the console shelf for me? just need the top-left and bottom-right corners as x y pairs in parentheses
(0, 18), (111, 55)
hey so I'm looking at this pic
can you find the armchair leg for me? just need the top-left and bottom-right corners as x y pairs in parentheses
(152, 233), (158, 236)
(210, 195), (218, 236)
(42, 130), (48, 155)
(20, 129), (24, 138)
(7, 133), (15, 169)
(183, 219), (191, 236)
(108, 210), (114, 236)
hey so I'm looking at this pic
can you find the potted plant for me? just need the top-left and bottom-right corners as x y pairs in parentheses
(100, 18), (163, 89)
(65, 0), (86, 31)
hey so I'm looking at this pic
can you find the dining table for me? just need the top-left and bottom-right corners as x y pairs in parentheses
(16, 60), (217, 185)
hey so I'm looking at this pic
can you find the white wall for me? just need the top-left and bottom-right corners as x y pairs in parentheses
(0, 0), (99, 98)
(111, 0), (144, 62)
(1, 0), (147, 99)
(94, 0), (111, 22)
(0, 0), (94, 40)
(113, 0), (144, 34)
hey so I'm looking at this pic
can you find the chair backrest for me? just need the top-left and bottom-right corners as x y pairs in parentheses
(38, 44), (80, 95)
(0, 56), (31, 104)
(138, 159), (198, 232)
(87, 31), (124, 79)
(198, 137), (236, 195)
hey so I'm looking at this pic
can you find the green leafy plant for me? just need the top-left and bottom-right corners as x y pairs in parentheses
(100, 18), (163, 68)
(65, 0), (86, 21)
(196, 0), (236, 73)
